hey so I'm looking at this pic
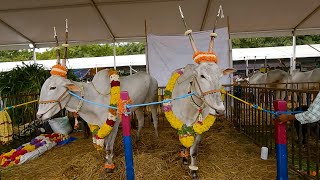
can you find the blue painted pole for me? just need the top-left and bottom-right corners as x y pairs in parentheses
(120, 91), (135, 180)
(274, 100), (288, 180)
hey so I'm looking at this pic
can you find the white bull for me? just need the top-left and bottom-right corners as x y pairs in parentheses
(289, 68), (320, 104)
(290, 68), (320, 90)
(249, 69), (290, 103)
(37, 69), (159, 172)
(170, 63), (235, 178)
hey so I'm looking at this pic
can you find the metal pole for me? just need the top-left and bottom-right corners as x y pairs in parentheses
(113, 40), (116, 70)
(245, 57), (249, 77)
(291, 31), (297, 74)
(33, 46), (36, 63)
(274, 100), (288, 180)
(129, 64), (132, 75)
(145, 20), (150, 74)
(227, 16), (233, 84)
(120, 91), (135, 180)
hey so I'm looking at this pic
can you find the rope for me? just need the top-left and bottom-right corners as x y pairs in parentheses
(68, 91), (196, 110)
(69, 89), (303, 117)
(223, 91), (304, 116)
(0, 100), (38, 111)
(68, 91), (117, 109)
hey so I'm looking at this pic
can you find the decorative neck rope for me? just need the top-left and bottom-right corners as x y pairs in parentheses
(163, 69), (216, 148)
(87, 69), (120, 150)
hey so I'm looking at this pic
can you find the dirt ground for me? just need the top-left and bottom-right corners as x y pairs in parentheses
(1, 120), (299, 180)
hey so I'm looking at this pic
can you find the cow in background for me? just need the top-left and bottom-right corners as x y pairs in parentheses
(248, 69), (290, 104)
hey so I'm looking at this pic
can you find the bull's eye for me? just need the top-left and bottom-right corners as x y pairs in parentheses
(201, 75), (206, 79)
(50, 87), (56, 90)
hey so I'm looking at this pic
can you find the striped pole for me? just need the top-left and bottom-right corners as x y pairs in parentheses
(273, 100), (288, 180)
(120, 91), (135, 180)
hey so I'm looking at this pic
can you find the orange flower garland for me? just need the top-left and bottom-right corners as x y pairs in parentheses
(50, 64), (68, 78)
(193, 51), (218, 64)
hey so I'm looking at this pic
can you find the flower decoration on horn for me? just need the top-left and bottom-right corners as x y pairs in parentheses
(184, 30), (219, 64)
(50, 20), (69, 78)
(179, 5), (224, 65)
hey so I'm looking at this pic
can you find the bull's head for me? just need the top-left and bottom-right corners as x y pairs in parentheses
(185, 30), (236, 115)
(193, 63), (235, 115)
(37, 21), (77, 120)
(37, 74), (79, 120)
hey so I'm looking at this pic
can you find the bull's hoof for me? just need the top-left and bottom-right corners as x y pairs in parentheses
(182, 157), (188, 165)
(190, 170), (199, 180)
(104, 163), (116, 173)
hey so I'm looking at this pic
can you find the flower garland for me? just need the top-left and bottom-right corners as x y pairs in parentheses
(90, 69), (120, 150)
(193, 52), (218, 64)
(163, 69), (216, 148)
(0, 133), (70, 167)
(50, 64), (68, 78)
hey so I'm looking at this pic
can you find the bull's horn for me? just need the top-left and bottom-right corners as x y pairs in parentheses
(208, 32), (218, 52)
(54, 26), (61, 65)
(61, 19), (68, 67)
(184, 30), (198, 53)
(179, 6), (198, 53)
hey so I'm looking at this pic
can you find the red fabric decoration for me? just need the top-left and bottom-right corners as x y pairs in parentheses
(111, 80), (120, 87)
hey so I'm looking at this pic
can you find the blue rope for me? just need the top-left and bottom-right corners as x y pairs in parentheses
(249, 103), (305, 116)
(127, 92), (196, 108)
(68, 91), (117, 109)
(69, 90), (306, 117)
(68, 91), (196, 110)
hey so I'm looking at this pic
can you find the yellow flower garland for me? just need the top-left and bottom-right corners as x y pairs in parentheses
(164, 70), (216, 148)
(89, 69), (121, 150)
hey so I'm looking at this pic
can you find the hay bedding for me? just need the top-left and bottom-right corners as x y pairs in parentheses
(1, 120), (280, 180)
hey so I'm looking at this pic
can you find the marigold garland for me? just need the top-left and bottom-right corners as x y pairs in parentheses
(193, 51), (218, 64)
(163, 70), (216, 148)
(90, 69), (121, 150)
(50, 64), (68, 78)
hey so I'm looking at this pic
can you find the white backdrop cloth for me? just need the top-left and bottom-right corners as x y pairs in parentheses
(148, 27), (231, 87)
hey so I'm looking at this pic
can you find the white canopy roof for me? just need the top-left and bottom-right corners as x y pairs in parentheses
(232, 44), (320, 61)
(0, 0), (320, 50)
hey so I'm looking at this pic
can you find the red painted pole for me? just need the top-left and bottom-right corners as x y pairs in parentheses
(273, 100), (288, 180)
(120, 91), (135, 180)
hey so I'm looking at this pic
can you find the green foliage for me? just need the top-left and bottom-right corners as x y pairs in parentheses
(0, 35), (320, 62)
(0, 63), (50, 96)
(0, 63), (79, 96)
(0, 50), (33, 62)
(232, 35), (320, 48)
(0, 43), (146, 62)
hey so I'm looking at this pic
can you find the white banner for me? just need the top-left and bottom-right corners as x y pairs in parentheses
(148, 27), (231, 87)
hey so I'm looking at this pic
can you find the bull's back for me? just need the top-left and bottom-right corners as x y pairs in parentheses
(121, 72), (154, 105)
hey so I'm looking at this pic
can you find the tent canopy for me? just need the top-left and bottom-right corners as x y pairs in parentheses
(0, 0), (320, 50)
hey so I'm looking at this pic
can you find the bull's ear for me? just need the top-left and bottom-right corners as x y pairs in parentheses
(66, 84), (80, 92)
(222, 68), (237, 76)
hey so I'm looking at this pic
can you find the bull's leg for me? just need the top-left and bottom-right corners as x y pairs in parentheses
(189, 134), (202, 180)
(105, 119), (121, 173)
(180, 148), (189, 165)
(150, 105), (159, 138)
(135, 108), (144, 142)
